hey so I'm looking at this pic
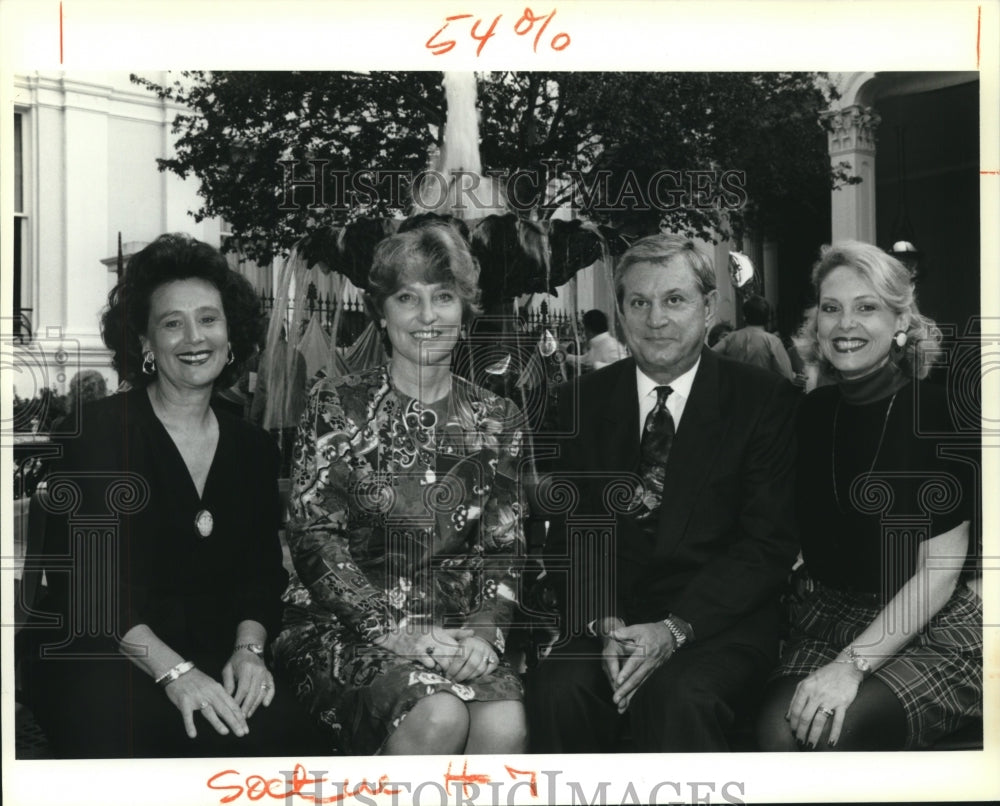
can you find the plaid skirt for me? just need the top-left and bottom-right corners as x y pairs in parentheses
(772, 583), (982, 749)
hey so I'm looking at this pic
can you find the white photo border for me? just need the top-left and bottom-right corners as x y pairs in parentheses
(1, 1), (997, 804)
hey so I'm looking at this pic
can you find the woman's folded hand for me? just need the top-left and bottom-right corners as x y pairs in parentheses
(163, 667), (250, 739)
(440, 635), (500, 682)
(223, 650), (275, 719)
(786, 661), (863, 749)
(374, 625), (474, 671)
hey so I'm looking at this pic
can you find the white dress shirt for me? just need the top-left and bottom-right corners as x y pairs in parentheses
(635, 357), (701, 438)
(584, 357), (702, 639)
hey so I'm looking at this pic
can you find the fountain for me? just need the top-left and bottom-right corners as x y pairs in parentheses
(411, 72), (507, 220)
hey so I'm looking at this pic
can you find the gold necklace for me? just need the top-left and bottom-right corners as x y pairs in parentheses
(831, 392), (897, 512)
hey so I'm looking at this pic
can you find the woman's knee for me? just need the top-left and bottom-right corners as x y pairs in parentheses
(507, 709), (528, 751)
(416, 693), (471, 739)
(754, 678), (801, 752)
(470, 701), (527, 753)
(385, 693), (470, 754)
(833, 678), (908, 751)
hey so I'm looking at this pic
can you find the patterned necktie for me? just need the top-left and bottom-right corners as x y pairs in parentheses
(635, 385), (675, 521)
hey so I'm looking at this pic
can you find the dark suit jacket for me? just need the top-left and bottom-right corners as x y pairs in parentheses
(541, 347), (798, 646)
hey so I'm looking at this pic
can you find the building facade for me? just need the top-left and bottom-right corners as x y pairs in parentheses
(822, 71), (980, 337)
(11, 71), (245, 399)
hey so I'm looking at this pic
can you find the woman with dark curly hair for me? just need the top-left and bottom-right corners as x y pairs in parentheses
(23, 233), (319, 757)
(756, 241), (981, 751)
(272, 221), (529, 755)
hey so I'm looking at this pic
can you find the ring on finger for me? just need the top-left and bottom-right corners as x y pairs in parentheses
(199, 701), (210, 710)
(818, 706), (834, 718)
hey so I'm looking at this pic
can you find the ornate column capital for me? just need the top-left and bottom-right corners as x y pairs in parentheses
(821, 104), (881, 156)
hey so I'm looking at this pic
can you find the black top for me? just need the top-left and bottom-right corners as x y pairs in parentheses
(796, 379), (975, 596)
(40, 388), (288, 655)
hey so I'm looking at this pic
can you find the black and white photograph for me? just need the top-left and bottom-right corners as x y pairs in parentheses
(2, 1), (997, 804)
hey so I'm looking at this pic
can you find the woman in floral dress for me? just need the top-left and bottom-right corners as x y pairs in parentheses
(272, 222), (528, 755)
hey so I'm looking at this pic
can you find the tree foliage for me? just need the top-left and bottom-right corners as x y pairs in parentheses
(132, 70), (852, 265)
(476, 72), (853, 240)
(131, 71), (445, 265)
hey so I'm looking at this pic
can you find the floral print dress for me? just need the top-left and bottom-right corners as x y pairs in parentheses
(272, 365), (527, 754)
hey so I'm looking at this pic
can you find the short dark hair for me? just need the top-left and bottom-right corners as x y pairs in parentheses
(707, 321), (734, 347)
(742, 295), (771, 327)
(582, 309), (609, 334)
(101, 233), (263, 388)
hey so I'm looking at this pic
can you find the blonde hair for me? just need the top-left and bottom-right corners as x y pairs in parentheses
(793, 241), (942, 380)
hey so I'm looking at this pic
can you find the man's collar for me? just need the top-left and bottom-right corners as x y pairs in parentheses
(636, 356), (701, 400)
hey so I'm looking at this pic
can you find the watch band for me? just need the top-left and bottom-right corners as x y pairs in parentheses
(836, 645), (871, 674)
(662, 618), (687, 648)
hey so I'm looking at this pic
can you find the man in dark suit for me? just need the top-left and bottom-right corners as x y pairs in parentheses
(527, 234), (798, 752)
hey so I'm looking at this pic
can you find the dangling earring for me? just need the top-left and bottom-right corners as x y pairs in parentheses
(226, 343), (235, 365)
(892, 329), (908, 355)
(377, 319), (392, 355)
(142, 351), (157, 375)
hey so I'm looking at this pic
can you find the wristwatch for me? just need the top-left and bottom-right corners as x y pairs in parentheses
(661, 617), (687, 649)
(234, 642), (265, 656)
(838, 645), (870, 675)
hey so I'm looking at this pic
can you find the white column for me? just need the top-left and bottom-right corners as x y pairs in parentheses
(710, 239), (736, 326)
(32, 86), (67, 339)
(822, 105), (880, 243)
(61, 83), (112, 349)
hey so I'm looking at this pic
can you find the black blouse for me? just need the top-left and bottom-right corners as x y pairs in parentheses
(796, 380), (976, 597)
(41, 388), (288, 656)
